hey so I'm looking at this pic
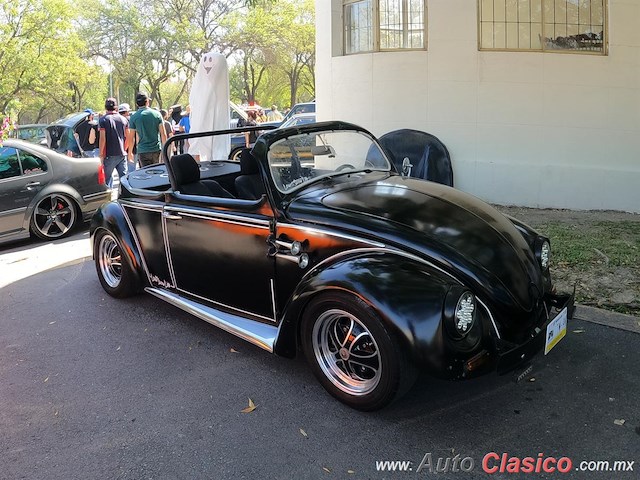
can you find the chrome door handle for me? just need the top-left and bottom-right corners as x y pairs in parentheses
(163, 213), (182, 220)
(25, 181), (41, 188)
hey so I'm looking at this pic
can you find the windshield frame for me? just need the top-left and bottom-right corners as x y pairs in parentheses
(266, 127), (392, 195)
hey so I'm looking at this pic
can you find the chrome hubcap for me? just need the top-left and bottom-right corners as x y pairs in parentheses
(33, 194), (75, 238)
(312, 309), (381, 396)
(98, 234), (122, 288)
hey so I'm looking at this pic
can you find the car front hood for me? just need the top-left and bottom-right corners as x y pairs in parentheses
(288, 175), (543, 313)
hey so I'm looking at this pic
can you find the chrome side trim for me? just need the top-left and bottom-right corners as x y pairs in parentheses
(165, 205), (270, 228)
(270, 278), (277, 321)
(175, 287), (275, 323)
(283, 223), (385, 248)
(145, 288), (277, 353)
(161, 211), (178, 288)
(120, 205), (153, 285)
(0, 206), (26, 216)
(477, 297), (501, 340)
(83, 191), (111, 201)
(118, 200), (164, 212)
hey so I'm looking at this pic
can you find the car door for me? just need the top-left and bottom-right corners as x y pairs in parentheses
(163, 194), (277, 322)
(0, 146), (48, 235)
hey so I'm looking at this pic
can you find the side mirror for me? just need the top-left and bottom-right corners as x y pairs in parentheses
(401, 157), (413, 178)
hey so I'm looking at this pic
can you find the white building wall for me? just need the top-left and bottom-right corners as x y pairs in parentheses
(316, 0), (640, 212)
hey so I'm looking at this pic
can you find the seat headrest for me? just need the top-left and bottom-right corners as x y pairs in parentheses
(170, 154), (200, 186)
(239, 148), (260, 175)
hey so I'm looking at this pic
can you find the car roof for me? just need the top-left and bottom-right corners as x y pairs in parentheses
(2, 138), (67, 156)
(47, 112), (88, 128)
(16, 124), (48, 129)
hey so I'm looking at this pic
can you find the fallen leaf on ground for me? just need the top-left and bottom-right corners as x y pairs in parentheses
(614, 419), (625, 426)
(528, 377), (536, 382)
(49, 321), (56, 325)
(116, 346), (121, 351)
(44, 377), (49, 383)
(241, 398), (257, 413)
(300, 428), (308, 438)
(230, 348), (239, 353)
(322, 467), (331, 473)
(347, 470), (355, 474)
(573, 329), (585, 333)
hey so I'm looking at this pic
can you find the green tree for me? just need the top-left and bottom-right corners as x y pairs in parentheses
(224, 0), (315, 108)
(0, 0), (101, 122)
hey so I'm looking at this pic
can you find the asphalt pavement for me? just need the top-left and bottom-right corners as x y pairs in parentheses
(0, 235), (639, 479)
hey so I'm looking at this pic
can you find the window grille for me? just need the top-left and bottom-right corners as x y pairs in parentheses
(479, 0), (606, 54)
(343, 0), (426, 54)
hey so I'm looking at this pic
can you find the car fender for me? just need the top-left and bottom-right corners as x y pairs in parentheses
(90, 201), (146, 286)
(21, 182), (85, 230)
(275, 251), (454, 369)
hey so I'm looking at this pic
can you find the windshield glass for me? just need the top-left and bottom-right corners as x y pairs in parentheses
(267, 130), (391, 194)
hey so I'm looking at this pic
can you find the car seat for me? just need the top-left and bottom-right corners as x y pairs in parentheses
(169, 153), (233, 197)
(234, 149), (265, 200)
(378, 129), (454, 187)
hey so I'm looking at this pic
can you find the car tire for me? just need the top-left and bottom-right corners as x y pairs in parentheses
(30, 193), (80, 240)
(301, 292), (416, 411)
(94, 229), (140, 298)
(229, 148), (243, 161)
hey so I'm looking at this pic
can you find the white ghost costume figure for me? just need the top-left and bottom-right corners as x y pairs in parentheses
(187, 52), (230, 161)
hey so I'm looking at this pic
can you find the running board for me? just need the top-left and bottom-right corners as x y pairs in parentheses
(145, 287), (277, 353)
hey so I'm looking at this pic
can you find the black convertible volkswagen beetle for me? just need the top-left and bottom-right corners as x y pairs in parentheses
(91, 121), (573, 410)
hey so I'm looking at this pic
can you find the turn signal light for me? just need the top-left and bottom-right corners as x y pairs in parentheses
(98, 164), (106, 185)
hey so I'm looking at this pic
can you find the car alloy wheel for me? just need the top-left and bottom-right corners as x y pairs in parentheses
(97, 233), (122, 289)
(31, 194), (77, 239)
(302, 292), (416, 410)
(94, 229), (140, 298)
(312, 309), (382, 396)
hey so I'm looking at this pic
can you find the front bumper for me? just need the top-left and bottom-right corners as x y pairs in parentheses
(494, 292), (575, 375)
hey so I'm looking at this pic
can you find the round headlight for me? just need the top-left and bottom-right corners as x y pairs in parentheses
(540, 241), (551, 270)
(455, 292), (476, 335)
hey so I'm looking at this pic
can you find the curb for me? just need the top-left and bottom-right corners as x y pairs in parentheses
(574, 305), (640, 334)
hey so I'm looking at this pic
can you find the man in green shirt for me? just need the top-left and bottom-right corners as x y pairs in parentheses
(127, 92), (167, 167)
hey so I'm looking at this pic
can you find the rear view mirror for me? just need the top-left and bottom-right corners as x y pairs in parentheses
(311, 145), (335, 157)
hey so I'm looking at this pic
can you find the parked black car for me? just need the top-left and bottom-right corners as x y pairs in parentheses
(91, 122), (572, 410)
(45, 112), (96, 157)
(0, 139), (110, 244)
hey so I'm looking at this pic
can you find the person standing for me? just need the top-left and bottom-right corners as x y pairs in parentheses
(178, 105), (191, 134)
(160, 109), (174, 157)
(267, 105), (283, 122)
(127, 92), (166, 167)
(75, 109), (99, 157)
(98, 97), (128, 189)
(118, 103), (136, 172)
(244, 110), (258, 148)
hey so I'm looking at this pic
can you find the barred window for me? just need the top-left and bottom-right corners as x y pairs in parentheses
(479, 0), (607, 54)
(344, 0), (426, 54)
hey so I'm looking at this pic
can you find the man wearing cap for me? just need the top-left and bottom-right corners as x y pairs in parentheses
(127, 92), (166, 167)
(99, 97), (128, 189)
(75, 108), (99, 157)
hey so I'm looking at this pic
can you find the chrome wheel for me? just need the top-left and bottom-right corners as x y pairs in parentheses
(32, 194), (76, 239)
(312, 309), (382, 396)
(97, 233), (122, 289)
